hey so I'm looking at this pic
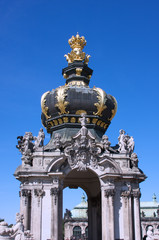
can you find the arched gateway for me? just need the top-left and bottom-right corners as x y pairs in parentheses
(15, 34), (146, 240)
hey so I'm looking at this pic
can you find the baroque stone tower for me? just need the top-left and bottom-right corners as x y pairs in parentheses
(15, 34), (146, 240)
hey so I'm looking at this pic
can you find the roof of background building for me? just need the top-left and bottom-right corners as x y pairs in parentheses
(71, 194), (88, 219)
(140, 194), (159, 217)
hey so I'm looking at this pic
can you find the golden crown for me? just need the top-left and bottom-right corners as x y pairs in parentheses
(68, 33), (87, 50)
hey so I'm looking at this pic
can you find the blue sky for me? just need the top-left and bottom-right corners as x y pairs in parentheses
(0, 0), (159, 224)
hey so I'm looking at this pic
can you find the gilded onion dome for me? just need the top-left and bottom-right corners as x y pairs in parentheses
(41, 33), (117, 141)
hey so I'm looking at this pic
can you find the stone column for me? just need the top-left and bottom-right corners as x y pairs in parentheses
(21, 189), (31, 231)
(133, 189), (142, 240)
(121, 190), (132, 240)
(101, 187), (115, 240)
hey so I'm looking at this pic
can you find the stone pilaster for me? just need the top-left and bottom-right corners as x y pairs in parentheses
(50, 187), (59, 240)
(21, 189), (31, 231)
(31, 188), (45, 240)
(101, 187), (115, 240)
(133, 189), (142, 240)
(88, 197), (98, 240)
(50, 177), (63, 240)
(121, 189), (132, 240)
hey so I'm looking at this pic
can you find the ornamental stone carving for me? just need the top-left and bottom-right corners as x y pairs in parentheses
(104, 189), (115, 198)
(34, 189), (45, 198)
(101, 135), (111, 154)
(132, 189), (141, 199)
(52, 133), (62, 150)
(50, 187), (59, 205)
(21, 189), (31, 197)
(64, 114), (102, 171)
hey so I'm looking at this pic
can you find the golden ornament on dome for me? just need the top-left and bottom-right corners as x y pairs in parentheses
(64, 33), (90, 64)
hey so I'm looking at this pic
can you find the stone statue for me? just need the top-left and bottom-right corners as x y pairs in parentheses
(11, 213), (24, 240)
(131, 153), (138, 168)
(146, 226), (154, 240)
(101, 135), (111, 153)
(52, 133), (62, 149)
(118, 129), (127, 153)
(34, 128), (45, 150)
(0, 220), (12, 237)
(79, 113), (87, 127)
(64, 209), (72, 220)
(76, 151), (87, 171)
(127, 136), (135, 154)
(16, 132), (34, 155)
(118, 129), (135, 154)
(16, 132), (34, 165)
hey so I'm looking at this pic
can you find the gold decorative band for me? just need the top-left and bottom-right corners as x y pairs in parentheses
(46, 116), (109, 132)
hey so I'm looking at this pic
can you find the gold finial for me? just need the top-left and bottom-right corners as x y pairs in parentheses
(64, 33), (90, 64)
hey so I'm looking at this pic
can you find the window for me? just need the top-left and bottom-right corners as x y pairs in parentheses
(73, 226), (81, 238)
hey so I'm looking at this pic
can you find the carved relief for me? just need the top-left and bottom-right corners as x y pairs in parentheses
(108, 96), (117, 121)
(64, 114), (102, 171)
(101, 135), (111, 154)
(104, 189), (115, 198)
(55, 85), (69, 115)
(93, 87), (107, 117)
(34, 189), (45, 198)
(50, 187), (59, 205)
(21, 189), (31, 197)
(41, 91), (51, 120)
(52, 133), (62, 150)
(132, 189), (141, 199)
